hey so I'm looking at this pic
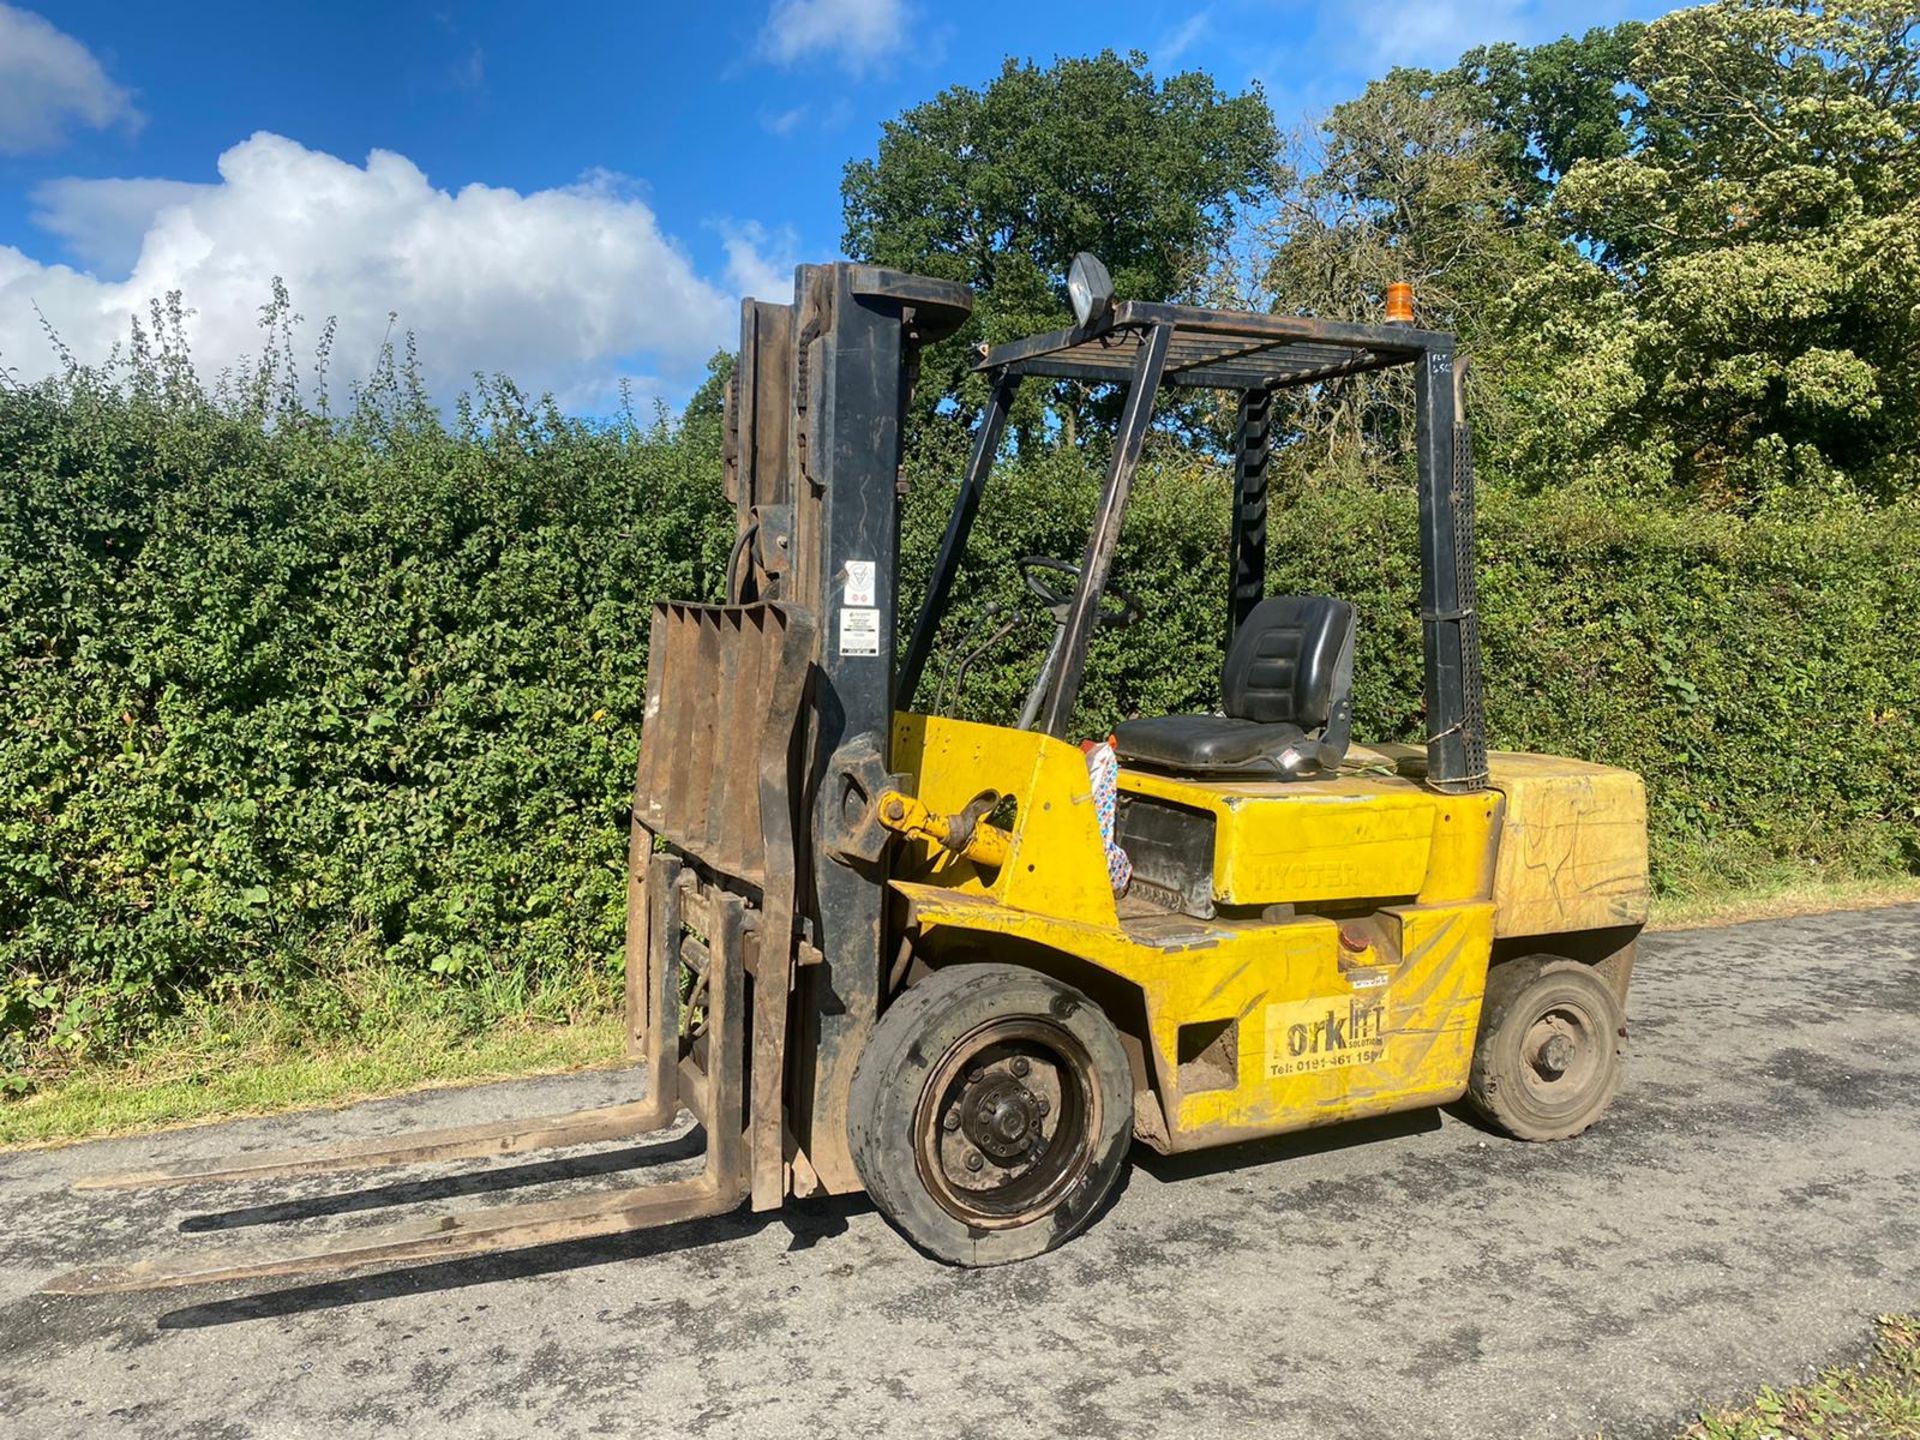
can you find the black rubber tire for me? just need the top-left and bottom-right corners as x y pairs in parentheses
(848, 963), (1133, 1266)
(1467, 957), (1625, 1142)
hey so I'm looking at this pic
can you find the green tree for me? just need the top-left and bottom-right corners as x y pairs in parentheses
(1453, 25), (1646, 208)
(1245, 67), (1549, 481)
(842, 49), (1280, 438)
(680, 350), (735, 438)
(1245, 2), (1920, 500)
(1552, 0), (1920, 497)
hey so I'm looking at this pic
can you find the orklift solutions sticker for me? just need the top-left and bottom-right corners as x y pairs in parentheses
(1263, 995), (1389, 1079)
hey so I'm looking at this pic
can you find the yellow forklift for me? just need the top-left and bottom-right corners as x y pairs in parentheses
(46, 259), (1647, 1292)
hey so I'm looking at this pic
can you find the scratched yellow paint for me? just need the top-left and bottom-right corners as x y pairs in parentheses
(1486, 756), (1651, 936)
(889, 714), (1639, 1154)
(1364, 742), (1652, 934)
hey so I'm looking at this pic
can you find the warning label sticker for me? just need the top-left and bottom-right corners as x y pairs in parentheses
(1263, 996), (1389, 1079)
(845, 560), (877, 607)
(839, 607), (881, 656)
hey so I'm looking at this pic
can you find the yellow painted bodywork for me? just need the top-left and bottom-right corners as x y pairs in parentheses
(1116, 766), (1503, 907)
(887, 714), (1648, 1155)
(1486, 753), (1651, 936)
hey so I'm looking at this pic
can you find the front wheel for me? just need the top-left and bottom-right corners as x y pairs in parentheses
(849, 963), (1133, 1266)
(1467, 957), (1626, 1141)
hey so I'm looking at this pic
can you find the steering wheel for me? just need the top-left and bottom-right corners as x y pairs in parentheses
(1018, 556), (1140, 628)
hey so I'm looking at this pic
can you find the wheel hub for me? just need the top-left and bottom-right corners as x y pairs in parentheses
(1524, 1006), (1596, 1091)
(961, 1074), (1043, 1162)
(1534, 1032), (1574, 1078)
(913, 1019), (1098, 1229)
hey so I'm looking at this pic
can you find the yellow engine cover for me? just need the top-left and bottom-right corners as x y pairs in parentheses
(888, 714), (1647, 1154)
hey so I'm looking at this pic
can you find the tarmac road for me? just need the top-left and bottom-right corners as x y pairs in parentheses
(2, 904), (1917, 1440)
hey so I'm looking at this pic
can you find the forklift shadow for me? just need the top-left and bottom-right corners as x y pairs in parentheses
(1132, 1108), (1442, 1185)
(150, 1189), (876, 1330)
(146, 1117), (1441, 1328)
(177, 1131), (708, 1234)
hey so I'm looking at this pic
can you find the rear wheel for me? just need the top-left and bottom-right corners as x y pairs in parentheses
(849, 963), (1132, 1266)
(1467, 958), (1625, 1141)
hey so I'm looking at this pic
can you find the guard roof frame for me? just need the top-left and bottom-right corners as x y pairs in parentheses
(900, 296), (1490, 794)
(972, 298), (1452, 392)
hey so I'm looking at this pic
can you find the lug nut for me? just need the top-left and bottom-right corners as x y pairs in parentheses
(964, 1151), (984, 1173)
(1010, 1056), (1031, 1078)
(942, 1109), (961, 1132)
(967, 1066), (985, 1083)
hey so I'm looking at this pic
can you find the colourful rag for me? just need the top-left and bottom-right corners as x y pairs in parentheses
(1084, 739), (1132, 893)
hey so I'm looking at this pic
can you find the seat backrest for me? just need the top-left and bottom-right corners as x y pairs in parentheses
(1222, 595), (1356, 728)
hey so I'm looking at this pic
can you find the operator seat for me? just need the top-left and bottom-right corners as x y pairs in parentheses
(1112, 595), (1355, 779)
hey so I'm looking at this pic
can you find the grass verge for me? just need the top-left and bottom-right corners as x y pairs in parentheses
(1678, 1314), (1920, 1439)
(0, 1003), (627, 1149)
(1650, 875), (1920, 931)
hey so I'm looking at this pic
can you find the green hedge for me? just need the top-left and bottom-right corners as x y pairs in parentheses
(0, 380), (733, 1070)
(4, 383), (1916, 1074)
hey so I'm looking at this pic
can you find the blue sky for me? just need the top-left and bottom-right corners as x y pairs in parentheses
(1, 0), (1671, 409)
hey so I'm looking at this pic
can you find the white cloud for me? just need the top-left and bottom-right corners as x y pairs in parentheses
(719, 220), (800, 303)
(0, 4), (138, 154)
(763, 104), (811, 137)
(757, 0), (908, 73)
(0, 134), (763, 410)
(1158, 11), (1212, 66)
(759, 96), (853, 137)
(450, 43), (486, 93)
(28, 177), (215, 275)
(1341, 0), (1503, 68)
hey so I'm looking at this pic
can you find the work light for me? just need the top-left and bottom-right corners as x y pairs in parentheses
(1067, 253), (1114, 327)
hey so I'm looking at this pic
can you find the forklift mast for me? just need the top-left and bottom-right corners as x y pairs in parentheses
(715, 263), (972, 1191)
